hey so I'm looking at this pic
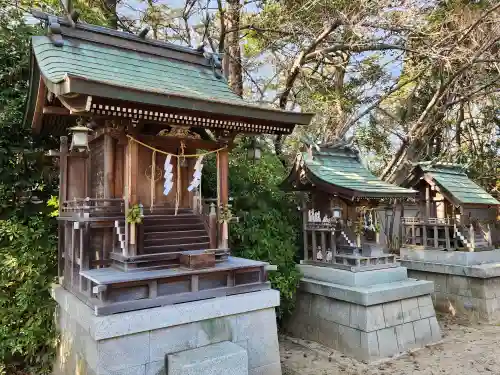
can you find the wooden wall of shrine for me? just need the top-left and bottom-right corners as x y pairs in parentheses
(62, 133), (198, 210)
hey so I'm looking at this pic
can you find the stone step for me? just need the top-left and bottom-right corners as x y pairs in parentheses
(144, 222), (206, 232)
(143, 242), (210, 254)
(144, 235), (210, 246)
(144, 229), (208, 240)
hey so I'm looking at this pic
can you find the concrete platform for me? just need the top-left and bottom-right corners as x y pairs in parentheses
(52, 285), (281, 375)
(285, 265), (441, 362)
(401, 248), (500, 322)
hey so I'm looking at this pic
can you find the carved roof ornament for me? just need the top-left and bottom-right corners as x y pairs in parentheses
(157, 126), (201, 139)
(47, 16), (63, 47)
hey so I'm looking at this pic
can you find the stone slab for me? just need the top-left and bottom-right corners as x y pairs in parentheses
(300, 278), (434, 306)
(167, 341), (248, 375)
(401, 259), (500, 278)
(297, 265), (408, 287)
(52, 285), (279, 340)
(401, 248), (500, 266)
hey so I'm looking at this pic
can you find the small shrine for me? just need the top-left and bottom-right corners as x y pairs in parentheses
(399, 162), (500, 322)
(25, 10), (313, 375)
(280, 140), (416, 270)
(400, 161), (499, 251)
(280, 140), (441, 363)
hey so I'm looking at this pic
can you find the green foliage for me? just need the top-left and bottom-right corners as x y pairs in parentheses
(202, 140), (302, 320)
(0, 7), (60, 374)
(0, 217), (57, 375)
(126, 204), (143, 224)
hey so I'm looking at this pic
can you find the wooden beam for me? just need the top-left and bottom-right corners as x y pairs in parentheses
(136, 134), (222, 151)
(103, 134), (115, 199)
(59, 137), (69, 208)
(43, 106), (70, 115)
(128, 139), (139, 205)
(32, 78), (47, 134)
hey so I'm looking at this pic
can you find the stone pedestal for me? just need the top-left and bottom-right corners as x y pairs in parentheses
(285, 264), (441, 363)
(401, 248), (500, 322)
(52, 285), (282, 375)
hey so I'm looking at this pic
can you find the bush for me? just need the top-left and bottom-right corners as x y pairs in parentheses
(0, 217), (57, 375)
(203, 142), (302, 320)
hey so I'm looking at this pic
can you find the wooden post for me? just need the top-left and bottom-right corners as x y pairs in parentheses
(103, 134), (115, 263)
(311, 230), (317, 260)
(321, 232), (326, 262)
(423, 224), (427, 247)
(209, 203), (217, 249)
(103, 133), (115, 199)
(302, 199), (308, 261)
(217, 149), (229, 248)
(330, 229), (337, 255)
(128, 139), (139, 205)
(356, 234), (361, 248)
(486, 224), (492, 246)
(433, 225), (438, 248)
(425, 185), (431, 220)
(411, 223), (416, 245)
(469, 224), (475, 251)
(453, 223), (458, 249)
(59, 136), (69, 208)
(445, 225), (451, 250)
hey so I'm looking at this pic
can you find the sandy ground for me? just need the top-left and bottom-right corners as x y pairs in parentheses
(280, 315), (500, 375)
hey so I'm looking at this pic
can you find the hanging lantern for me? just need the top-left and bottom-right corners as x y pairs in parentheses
(247, 138), (262, 161)
(69, 123), (92, 151)
(332, 206), (342, 218)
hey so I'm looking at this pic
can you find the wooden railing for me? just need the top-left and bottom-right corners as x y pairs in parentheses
(62, 198), (125, 217)
(401, 217), (453, 225)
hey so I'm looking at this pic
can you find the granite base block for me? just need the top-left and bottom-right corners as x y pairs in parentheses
(167, 341), (247, 375)
(400, 249), (500, 322)
(285, 278), (441, 362)
(52, 285), (281, 375)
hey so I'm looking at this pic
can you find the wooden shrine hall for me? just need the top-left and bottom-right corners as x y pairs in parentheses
(24, 11), (313, 315)
(280, 140), (416, 271)
(400, 162), (500, 251)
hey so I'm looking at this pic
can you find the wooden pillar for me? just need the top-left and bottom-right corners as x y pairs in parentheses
(445, 224), (451, 250)
(425, 185), (431, 220)
(103, 134), (115, 199)
(103, 134), (115, 260)
(209, 203), (217, 249)
(486, 224), (492, 246)
(302, 199), (308, 261)
(411, 223), (416, 244)
(311, 230), (317, 260)
(321, 232), (326, 262)
(423, 225), (428, 247)
(433, 225), (438, 248)
(128, 140), (139, 205)
(469, 224), (475, 251)
(330, 229), (337, 255)
(59, 136), (69, 207)
(217, 149), (229, 248)
(453, 223), (459, 249)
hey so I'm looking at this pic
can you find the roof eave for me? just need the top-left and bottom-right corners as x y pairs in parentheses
(307, 170), (415, 200)
(59, 75), (314, 126)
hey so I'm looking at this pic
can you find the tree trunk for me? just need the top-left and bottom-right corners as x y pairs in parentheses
(225, 0), (243, 97)
(103, 0), (117, 29)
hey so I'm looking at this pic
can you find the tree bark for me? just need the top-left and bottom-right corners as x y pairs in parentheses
(225, 0), (243, 97)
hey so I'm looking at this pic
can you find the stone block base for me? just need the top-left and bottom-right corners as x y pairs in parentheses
(285, 276), (441, 362)
(52, 285), (281, 375)
(167, 341), (248, 375)
(401, 249), (500, 322)
(406, 269), (500, 322)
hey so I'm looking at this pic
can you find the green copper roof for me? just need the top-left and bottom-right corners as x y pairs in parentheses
(302, 148), (416, 198)
(419, 163), (500, 205)
(32, 35), (243, 105)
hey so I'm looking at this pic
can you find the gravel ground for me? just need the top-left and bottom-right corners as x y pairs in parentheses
(280, 315), (500, 375)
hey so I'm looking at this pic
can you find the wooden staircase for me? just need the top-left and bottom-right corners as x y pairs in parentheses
(455, 225), (493, 251)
